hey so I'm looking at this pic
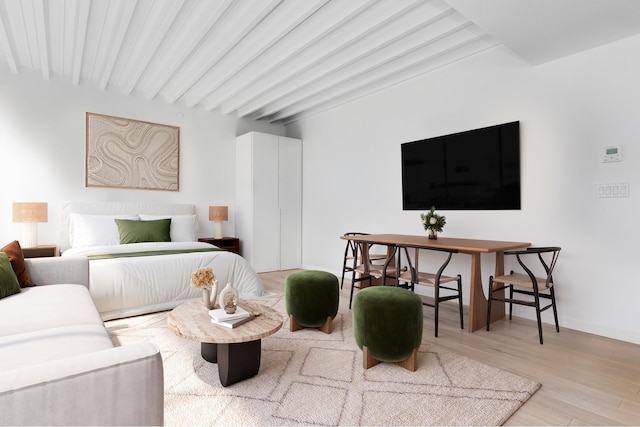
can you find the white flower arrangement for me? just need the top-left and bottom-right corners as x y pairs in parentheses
(191, 267), (215, 290)
(420, 206), (446, 233)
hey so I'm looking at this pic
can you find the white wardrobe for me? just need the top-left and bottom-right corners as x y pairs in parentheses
(235, 131), (302, 273)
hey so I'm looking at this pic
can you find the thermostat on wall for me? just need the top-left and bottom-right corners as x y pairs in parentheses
(603, 145), (622, 162)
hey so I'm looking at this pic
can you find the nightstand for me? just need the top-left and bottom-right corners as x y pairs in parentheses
(22, 245), (58, 258)
(198, 237), (240, 255)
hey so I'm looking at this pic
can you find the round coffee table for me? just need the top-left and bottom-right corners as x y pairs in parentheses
(168, 300), (283, 387)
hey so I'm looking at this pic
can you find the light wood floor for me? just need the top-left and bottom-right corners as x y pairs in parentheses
(259, 270), (640, 426)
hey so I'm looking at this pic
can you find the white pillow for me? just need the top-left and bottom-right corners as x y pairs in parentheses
(139, 214), (198, 242)
(69, 213), (139, 248)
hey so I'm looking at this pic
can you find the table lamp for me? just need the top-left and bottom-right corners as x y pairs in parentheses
(209, 206), (228, 239)
(12, 202), (48, 248)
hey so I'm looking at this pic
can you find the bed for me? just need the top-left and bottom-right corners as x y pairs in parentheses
(60, 202), (265, 320)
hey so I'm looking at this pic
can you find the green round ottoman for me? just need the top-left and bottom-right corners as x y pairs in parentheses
(285, 270), (339, 334)
(353, 286), (423, 371)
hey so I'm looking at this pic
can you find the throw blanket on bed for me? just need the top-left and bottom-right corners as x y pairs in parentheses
(87, 247), (222, 260)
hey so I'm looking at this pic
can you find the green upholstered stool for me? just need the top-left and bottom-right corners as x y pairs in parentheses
(352, 286), (423, 371)
(285, 270), (340, 334)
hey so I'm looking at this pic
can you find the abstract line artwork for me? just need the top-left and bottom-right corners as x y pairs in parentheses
(86, 113), (180, 191)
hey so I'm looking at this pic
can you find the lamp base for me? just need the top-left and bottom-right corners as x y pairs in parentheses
(22, 223), (39, 248)
(214, 222), (223, 239)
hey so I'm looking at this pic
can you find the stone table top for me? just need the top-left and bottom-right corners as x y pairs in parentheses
(168, 300), (283, 344)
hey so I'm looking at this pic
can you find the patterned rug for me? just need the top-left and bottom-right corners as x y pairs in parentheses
(106, 293), (540, 426)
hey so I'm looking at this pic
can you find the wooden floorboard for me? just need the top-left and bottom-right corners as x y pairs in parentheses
(259, 269), (640, 426)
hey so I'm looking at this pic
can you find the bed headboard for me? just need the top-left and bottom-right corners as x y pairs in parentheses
(60, 201), (196, 252)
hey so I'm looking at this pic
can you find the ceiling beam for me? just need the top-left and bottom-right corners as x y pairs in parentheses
(183, 0), (330, 109)
(33, 0), (49, 79)
(0, 12), (18, 73)
(70, 0), (90, 85)
(97, 0), (136, 90)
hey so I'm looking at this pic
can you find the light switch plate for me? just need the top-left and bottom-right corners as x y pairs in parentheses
(596, 183), (630, 198)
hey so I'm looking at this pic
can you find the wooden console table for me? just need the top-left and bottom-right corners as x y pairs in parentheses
(340, 234), (530, 332)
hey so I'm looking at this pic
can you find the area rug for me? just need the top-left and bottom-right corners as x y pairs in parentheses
(106, 293), (540, 426)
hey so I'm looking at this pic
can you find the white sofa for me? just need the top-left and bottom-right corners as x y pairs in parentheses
(0, 256), (164, 426)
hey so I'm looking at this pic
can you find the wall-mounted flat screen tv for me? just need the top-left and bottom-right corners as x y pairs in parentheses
(401, 121), (520, 210)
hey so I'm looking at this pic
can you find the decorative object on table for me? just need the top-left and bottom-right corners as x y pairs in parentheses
(218, 282), (239, 314)
(420, 206), (446, 239)
(85, 112), (180, 191)
(209, 305), (253, 328)
(209, 206), (228, 239)
(190, 267), (217, 310)
(12, 202), (48, 248)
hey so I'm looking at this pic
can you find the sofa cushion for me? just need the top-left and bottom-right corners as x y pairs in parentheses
(0, 252), (21, 299)
(2, 240), (36, 287)
(0, 324), (114, 372)
(0, 284), (104, 336)
(115, 218), (171, 244)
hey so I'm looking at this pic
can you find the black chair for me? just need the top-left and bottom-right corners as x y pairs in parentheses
(349, 241), (397, 309)
(340, 232), (386, 290)
(487, 247), (561, 344)
(397, 246), (463, 337)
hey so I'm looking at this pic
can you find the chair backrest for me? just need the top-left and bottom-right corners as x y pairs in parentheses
(506, 246), (561, 289)
(402, 246), (459, 282)
(342, 232), (371, 260)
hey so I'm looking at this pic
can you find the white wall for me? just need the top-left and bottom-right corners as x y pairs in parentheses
(288, 35), (640, 344)
(0, 68), (284, 246)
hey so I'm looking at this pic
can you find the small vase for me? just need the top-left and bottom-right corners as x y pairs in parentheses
(218, 282), (238, 313)
(428, 229), (438, 240)
(202, 287), (214, 310)
(201, 280), (218, 310)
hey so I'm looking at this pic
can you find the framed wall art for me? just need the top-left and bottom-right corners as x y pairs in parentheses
(85, 112), (180, 191)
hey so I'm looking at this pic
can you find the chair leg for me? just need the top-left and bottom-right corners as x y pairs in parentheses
(487, 276), (493, 331)
(508, 284), (514, 320)
(434, 282), (440, 337)
(457, 275), (464, 330)
(533, 289), (544, 345)
(349, 279), (356, 309)
(550, 287), (560, 333)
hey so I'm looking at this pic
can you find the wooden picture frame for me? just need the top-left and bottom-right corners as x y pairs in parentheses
(85, 112), (180, 191)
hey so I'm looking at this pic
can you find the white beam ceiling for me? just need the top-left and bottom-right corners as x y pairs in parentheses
(1, 0), (638, 124)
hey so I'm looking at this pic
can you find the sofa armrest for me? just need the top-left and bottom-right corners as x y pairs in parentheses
(25, 256), (89, 287)
(0, 342), (164, 426)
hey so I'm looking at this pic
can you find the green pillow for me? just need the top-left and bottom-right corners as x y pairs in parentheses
(114, 218), (171, 244)
(0, 252), (21, 299)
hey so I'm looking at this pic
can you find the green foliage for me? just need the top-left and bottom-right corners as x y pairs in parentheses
(420, 206), (446, 232)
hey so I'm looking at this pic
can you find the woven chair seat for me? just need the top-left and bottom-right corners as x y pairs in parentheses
(492, 272), (552, 290)
(398, 270), (459, 287)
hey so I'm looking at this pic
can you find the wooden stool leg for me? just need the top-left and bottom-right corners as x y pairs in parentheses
(319, 316), (332, 334)
(363, 345), (382, 369)
(395, 348), (418, 372)
(289, 315), (304, 332)
(363, 346), (418, 371)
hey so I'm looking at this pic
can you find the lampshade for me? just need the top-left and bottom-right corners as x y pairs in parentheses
(12, 202), (48, 248)
(209, 206), (228, 222)
(13, 202), (48, 223)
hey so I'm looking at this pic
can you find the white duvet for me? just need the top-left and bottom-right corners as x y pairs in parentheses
(63, 242), (265, 320)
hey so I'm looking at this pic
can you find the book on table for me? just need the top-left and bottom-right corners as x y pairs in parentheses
(211, 314), (256, 329)
(209, 306), (252, 323)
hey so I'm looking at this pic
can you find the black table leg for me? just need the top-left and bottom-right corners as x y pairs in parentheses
(201, 342), (217, 363)
(200, 340), (262, 387)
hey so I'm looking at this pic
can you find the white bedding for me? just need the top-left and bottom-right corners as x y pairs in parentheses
(63, 242), (265, 320)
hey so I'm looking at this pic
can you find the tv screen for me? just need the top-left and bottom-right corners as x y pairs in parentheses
(401, 121), (520, 210)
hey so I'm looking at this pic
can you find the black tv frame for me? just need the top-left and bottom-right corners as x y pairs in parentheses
(401, 121), (521, 211)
